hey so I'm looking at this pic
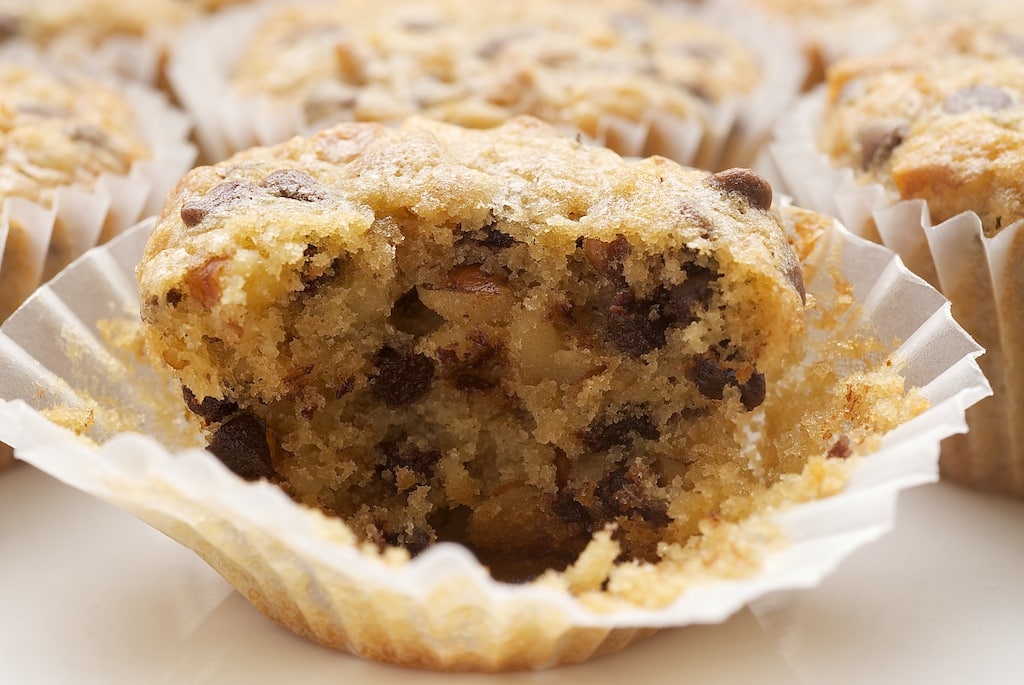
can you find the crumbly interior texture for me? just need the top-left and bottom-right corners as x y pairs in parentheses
(0, 60), (150, 319)
(232, 0), (758, 144)
(138, 116), (913, 583)
(819, 20), (1024, 236)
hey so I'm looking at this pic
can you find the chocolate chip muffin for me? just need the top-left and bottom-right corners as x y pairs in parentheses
(819, 21), (1024, 236)
(173, 0), (767, 164)
(0, 58), (151, 320)
(138, 116), (809, 580)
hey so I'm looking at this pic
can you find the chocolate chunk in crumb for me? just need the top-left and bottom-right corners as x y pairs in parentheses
(183, 386), (239, 423)
(660, 263), (719, 326)
(738, 370), (766, 411)
(260, 169), (328, 202)
(180, 180), (258, 228)
(704, 168), (772, 211)
(690, 356), (767, 411)
(606, 288), (667, 356)
(377, 439), (442, 479)
(943, 84), (1012, 115)
(206, 412), (273, 481)
(594, 464), (670, 525)
(369, 346), (436, 406)
(827, 434), (852, 459)
(481, 228), (516, 249)
(581, 405), (660, 452)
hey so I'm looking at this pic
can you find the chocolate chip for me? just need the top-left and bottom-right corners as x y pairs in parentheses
(689, 355), (732, 401)
(382, 526), (432, 555)
(377, 439), (441, 479)
(857, 120), (908, 170)
(183, 387), (239, 423)
(943, 84), (1012, 115)
(606, 288), (667, 356)
(335, 375), (355, 399)
(260, 169), (327, 202)
(593, 465), (670, 525)
(481, 228), (516, 249)
(206, 412), (273, 481)
(689, 355), (766, 411)
(827, 434), (852, 459)
(738, 370), (766, 411)
(660, 263), (719, 326)
(553, 491), (590, 525)
(704, 168), (772, 211)
(0, 14), (19, 41)
(165, 289), (183, 306)
(369, 346), (435, 406)
(581, 235), (631, 280)
(180, 180), (258, 228)
(581, 405), (660, 452)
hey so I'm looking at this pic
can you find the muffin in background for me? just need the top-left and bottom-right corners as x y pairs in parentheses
(168, 0), (804, 167)
(0, 0), (265, 84)
(768, 20), (1024, 496)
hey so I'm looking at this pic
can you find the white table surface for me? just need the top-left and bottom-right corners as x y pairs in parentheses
(2, 464), (1021, 684)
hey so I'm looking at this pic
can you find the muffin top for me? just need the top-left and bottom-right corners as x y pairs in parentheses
(0, 0), (260, 45)
(230, 0), (759, 136)
(819, 21), (1024, 236)
(0, 59), (150, 206)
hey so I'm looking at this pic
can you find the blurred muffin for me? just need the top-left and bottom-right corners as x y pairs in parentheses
(168, 0), (803, 166)
(771, 20), (1024, 496)
(0, 0), (264, 83)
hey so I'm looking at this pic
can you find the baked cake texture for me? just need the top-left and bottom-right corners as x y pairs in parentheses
(0, 58), (150, 320)
(819, 21), (1024, 237)
(227, 0), (758, 152)
(138, 116), (810, 580)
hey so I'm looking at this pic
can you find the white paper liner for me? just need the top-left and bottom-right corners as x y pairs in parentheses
(0, 45), (197, 322)
(765, 88), (1024, 497)
(0, 213), (988, 669)
(166, 0), (805, 168)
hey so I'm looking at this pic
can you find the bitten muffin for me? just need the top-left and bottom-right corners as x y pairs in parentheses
(138, 116), (809, 580)
(175, 0), (764, 163)
(0, 58), (150, 320)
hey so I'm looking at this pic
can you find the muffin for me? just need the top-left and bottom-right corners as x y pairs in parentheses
(0, 0), (264, 84)
(168, 0), (803, 167)
(137, 115), (815, 579)
(0, 53), (193, 321)
(768, 20), (1024, 496)
(0, 115), (987, 669)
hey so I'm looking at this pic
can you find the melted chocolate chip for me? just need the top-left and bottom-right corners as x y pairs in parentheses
(593, 465), (670, 525)
(180, 180), (258, 228)
(606, 288), (667, 356)
(382, 526), (432, 555)
(553, 491), (591, 525)
(166, 289), (183, 306)
(183, 387), (239, 423)
(704, 168), (773, 211)
(581, 405), (660, 452)
(661, 263), (718, 326)
(943, 84), (1012, 115)
(377, 439), (442, 478)
(481, 228), (516, 249)
(369, 346), (435, 406)
(689, 355), (766, 411)
(260, 169), (327, 202)
(206, 412), (273, 481)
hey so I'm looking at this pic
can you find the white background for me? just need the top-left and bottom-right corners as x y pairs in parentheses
(2, 465), (1021, 684)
